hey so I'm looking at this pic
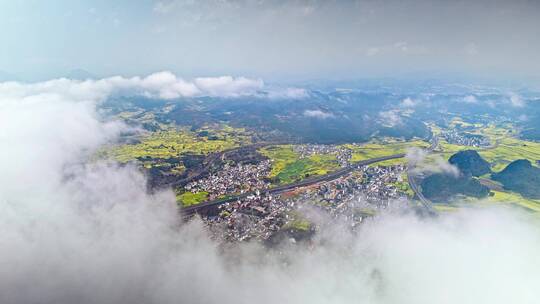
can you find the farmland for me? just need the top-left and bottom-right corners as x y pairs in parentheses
(433, 122), (540, 172)
(344, 139), (430, 165)
(108, 125), (252, 163)
(259, 145), (340, 184)
(177, 191), (209, 207)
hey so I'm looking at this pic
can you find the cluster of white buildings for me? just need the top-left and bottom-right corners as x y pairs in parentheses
(185, 160), (271, 200)
(206, 193), (297, 242)
(202, 164), (410, 243)
(442, 130), (490, 147)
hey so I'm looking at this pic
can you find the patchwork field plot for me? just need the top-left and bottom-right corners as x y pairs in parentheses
(259, 145), (340, 184)
(108, 125), (252, 162)
(345, 139), (430, 164)
(489, 190), (540, 212)
(177, 191), (209, 207)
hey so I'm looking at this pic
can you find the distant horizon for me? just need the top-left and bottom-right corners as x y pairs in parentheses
(2, 0), (540, 82)
(1, 68), (539, 90)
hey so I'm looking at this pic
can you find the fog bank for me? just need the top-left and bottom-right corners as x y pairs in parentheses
(1, 78), (539, 304)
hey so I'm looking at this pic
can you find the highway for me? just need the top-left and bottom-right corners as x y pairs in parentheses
(407, 173), (433, 211)
(182, 153), (406, 215)
(406, 136), (439, 211)
(182, 137), (440, 216)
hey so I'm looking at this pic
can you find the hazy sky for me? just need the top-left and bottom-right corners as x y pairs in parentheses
(1, 0), (540, 81)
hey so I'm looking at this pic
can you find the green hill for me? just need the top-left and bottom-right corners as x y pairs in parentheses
(492, 159), (540, 198)
(421, 173), (490, 202)
(448, 150), (491, 177)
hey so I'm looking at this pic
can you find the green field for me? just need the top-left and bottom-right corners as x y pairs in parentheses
(433, 123), (540, 172)
(488, 190), (540, 212)
(176, 191), (209, 207)
(479, 137), (540, 172)
(426, 121), (540, 213)
(344, 139), (430, 164)
(259, 145), (340, 184)
(108, 125), (251, 163)
(434, 192), (540, 214)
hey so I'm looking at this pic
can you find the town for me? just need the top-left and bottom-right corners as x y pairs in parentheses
(185, 160), (272, 200)
(442, 130), (490, 147)
(201, 162), (410, 243)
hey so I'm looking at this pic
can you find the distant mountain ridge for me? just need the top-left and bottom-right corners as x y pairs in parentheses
(106, 91), (432, 144)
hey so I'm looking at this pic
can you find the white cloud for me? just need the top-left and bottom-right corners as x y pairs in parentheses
(0, 72), (292, 101)
(379, 110), (403, 127)
(304, 109), (335, 119)
(407, 147), (460, 177)
(139, 71), (201, 98)
(194, 76), (263, 97)
(463, 95), (478, 103)
(267, 87), (309, 99)
(509, 93), (525, 107)
(400, 97), (419, 108)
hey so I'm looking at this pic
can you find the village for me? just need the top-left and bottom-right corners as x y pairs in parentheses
(442, 130), (490, 147)
(185, 160), (272, 200)
(201, 162), (409, 243)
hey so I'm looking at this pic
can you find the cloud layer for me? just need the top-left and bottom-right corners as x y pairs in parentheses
(1, 76), (539, 304)
(0, 71), (305, 102)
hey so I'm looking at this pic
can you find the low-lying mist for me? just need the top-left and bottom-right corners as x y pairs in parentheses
(1, 78), (539, 304)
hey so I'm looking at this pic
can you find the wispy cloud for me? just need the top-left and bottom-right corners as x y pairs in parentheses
(509, 93), (526, 107)
(462, 95), (478, 103)
(400, 97), (420, 108)
(379, 110), (403, 127)
(407, 147), (460, 177)
(304, 109), (335, 119)
(267, 87), (308, 99)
